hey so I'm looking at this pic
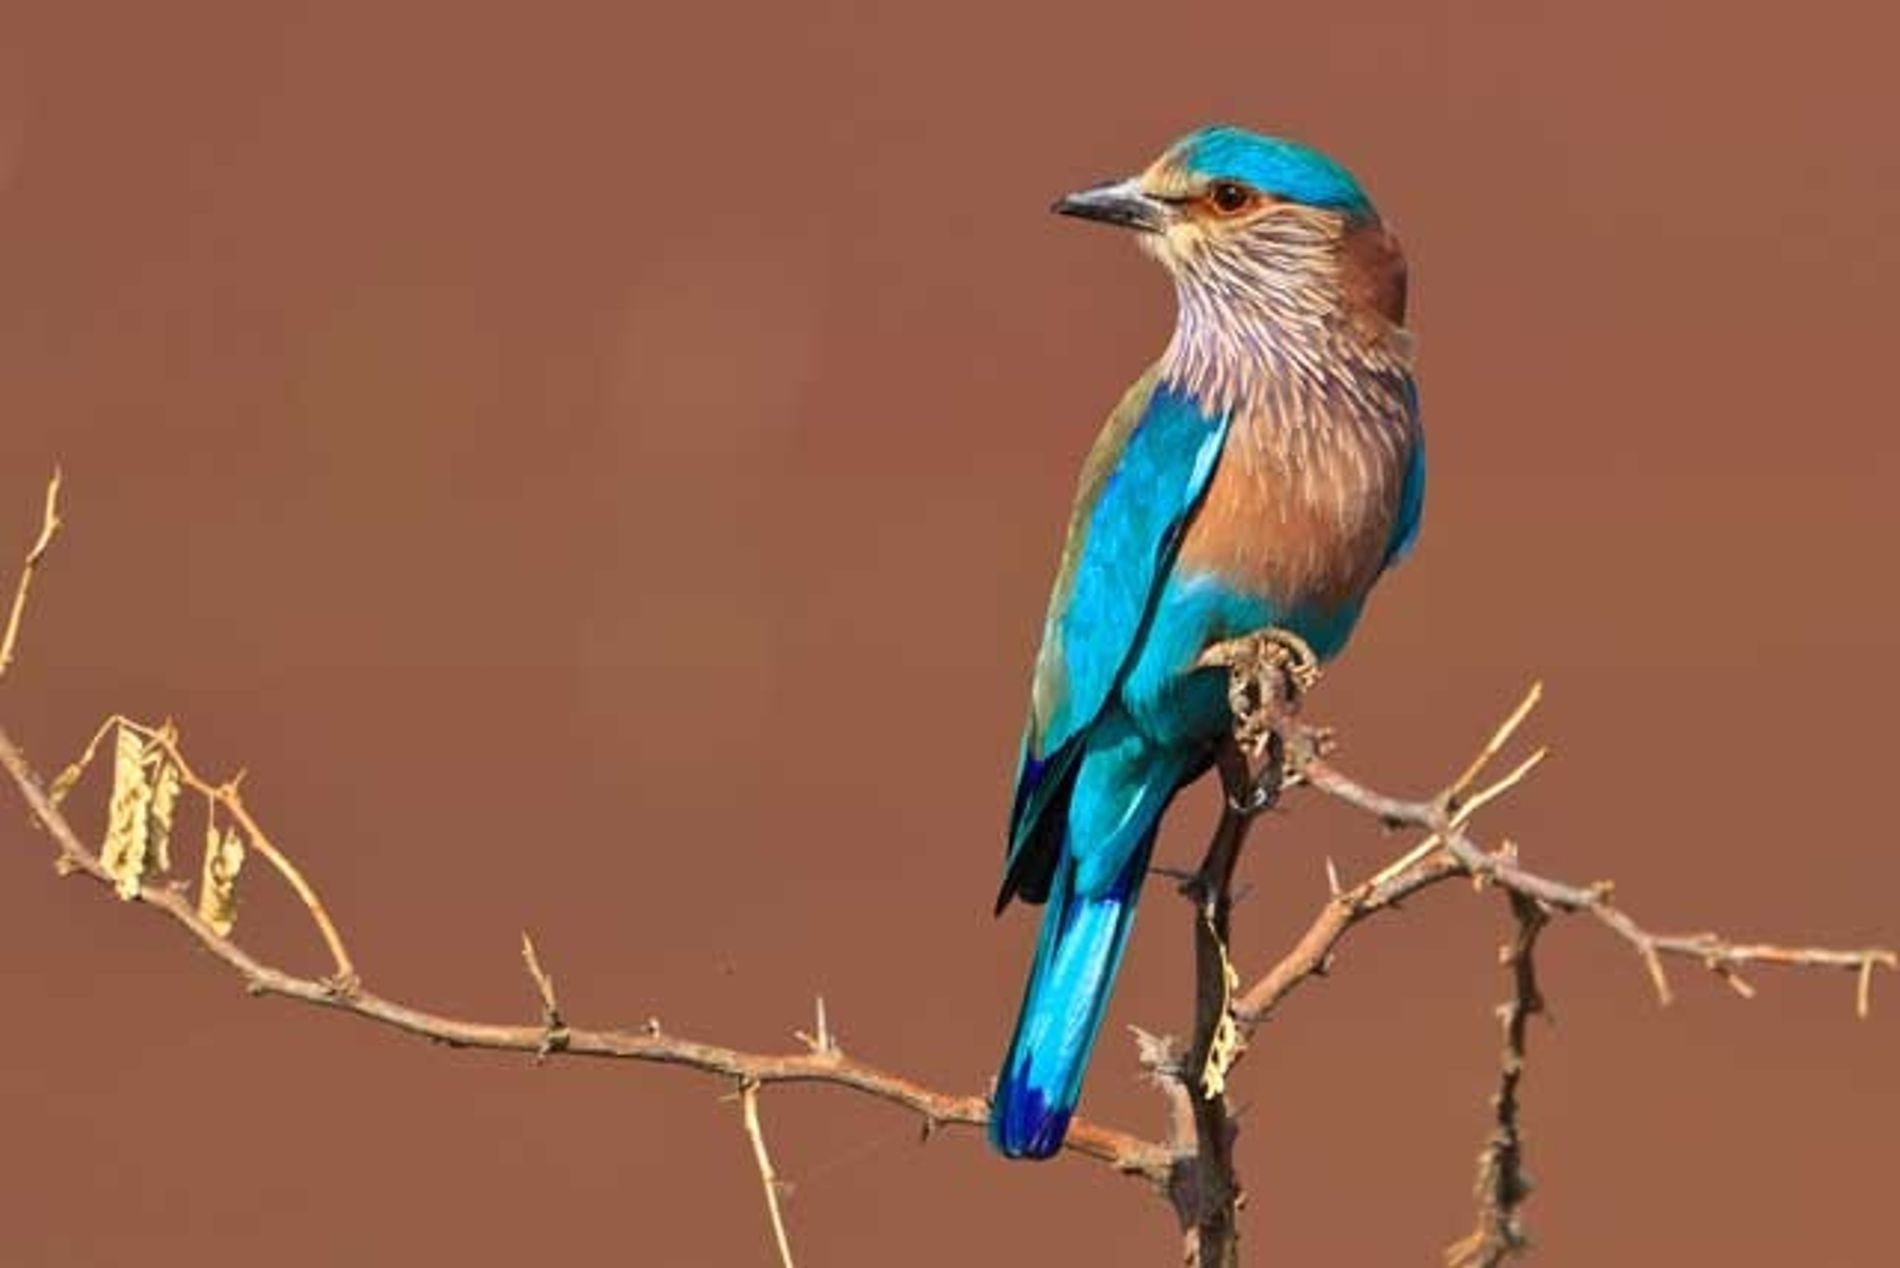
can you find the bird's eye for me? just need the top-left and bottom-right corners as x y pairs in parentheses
(1207, 181), (1253, 214)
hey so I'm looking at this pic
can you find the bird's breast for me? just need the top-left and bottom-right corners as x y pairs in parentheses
(1173, 392), (1413, 633)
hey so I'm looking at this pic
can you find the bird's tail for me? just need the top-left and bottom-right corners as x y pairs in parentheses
(988, 836), (1154, 1159)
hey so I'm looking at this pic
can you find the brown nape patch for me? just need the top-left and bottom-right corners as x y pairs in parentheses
(1339, 219), (1408, 326)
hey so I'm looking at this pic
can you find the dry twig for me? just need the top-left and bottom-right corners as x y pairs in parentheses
(519, 931), (569, 1057)
(0, 469), (60, 684)
(1445, 891), (1547, 1268)
(740, 1081), (798, 1268)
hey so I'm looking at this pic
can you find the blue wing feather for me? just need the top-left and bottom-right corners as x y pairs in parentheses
(999, 377), (1230, 902)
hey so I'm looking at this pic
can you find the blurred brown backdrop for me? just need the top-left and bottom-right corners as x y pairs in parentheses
(2, 2), (1896, 1264)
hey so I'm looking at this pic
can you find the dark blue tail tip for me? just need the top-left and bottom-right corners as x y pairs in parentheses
(988, 1083), (1073, 1160)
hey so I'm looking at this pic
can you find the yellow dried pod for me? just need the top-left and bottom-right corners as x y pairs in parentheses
(100, 725), (152, 900)
(1198, 943), (1244, 1098)
(197, 824), (244, 937)
(147, 757), (181, 876)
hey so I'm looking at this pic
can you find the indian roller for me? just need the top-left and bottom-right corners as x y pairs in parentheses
(989, 126), (1424, 1159)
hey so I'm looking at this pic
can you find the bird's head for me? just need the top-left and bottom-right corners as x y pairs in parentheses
(1054, 126), (1402, 332)
(1054, 125), (1374, 253)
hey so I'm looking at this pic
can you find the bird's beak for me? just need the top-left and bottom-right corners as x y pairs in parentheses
(1051, 178), (1168, 233)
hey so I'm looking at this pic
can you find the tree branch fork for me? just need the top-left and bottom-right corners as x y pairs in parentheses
(2, 472), (1890, 1267)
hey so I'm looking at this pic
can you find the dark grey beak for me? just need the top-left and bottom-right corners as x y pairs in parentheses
(1051, 178), (1167, 233)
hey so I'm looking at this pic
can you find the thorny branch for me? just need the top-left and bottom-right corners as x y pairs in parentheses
(1266, 744), (1893, 1021)
(1, 478), (1892, 1267)
(0, 730), (1173, 1164)
(1163, 633), (1895, 1267)
(1446, 891), (1548, 1268)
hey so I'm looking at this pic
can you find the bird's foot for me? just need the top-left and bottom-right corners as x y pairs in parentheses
(1201, 627), (1324, 811)
(1198, 628), (1321, 694)
(1253, 628), (1321, 695)
(1198, 627), (1322, 719)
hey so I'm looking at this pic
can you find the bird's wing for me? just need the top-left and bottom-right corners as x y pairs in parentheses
(1000, 370), (1231, 903)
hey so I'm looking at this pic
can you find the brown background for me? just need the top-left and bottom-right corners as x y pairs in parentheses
(2, 3), (1896, 1265)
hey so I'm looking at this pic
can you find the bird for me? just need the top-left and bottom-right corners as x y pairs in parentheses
(989, 125), (1424, 1160)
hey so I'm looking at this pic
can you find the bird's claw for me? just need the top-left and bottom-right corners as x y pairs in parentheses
(1198, 627), (1322, 700)
(1201, 626), (1323, 809)
(1254, 628), (1321, 696)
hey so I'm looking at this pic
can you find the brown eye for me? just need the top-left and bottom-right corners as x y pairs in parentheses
(1208, 181), (1252, 214)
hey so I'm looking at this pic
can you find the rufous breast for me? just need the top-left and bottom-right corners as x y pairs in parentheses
(1174, 391), (1413, 624)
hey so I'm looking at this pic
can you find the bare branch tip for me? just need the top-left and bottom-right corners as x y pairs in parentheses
(1856, 954), (1890, 1020)
(1446, 681), (1547, 803)
(1452, 748), (1550, 831)
(1642, 945), (1675, 1007)
(519, 931), (567, 1053)
(0, 467), (68, 683)
(739, 1080), (798, 1268)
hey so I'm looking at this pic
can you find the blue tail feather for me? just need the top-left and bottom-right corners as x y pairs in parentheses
(989, 834), (1155, 1159)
